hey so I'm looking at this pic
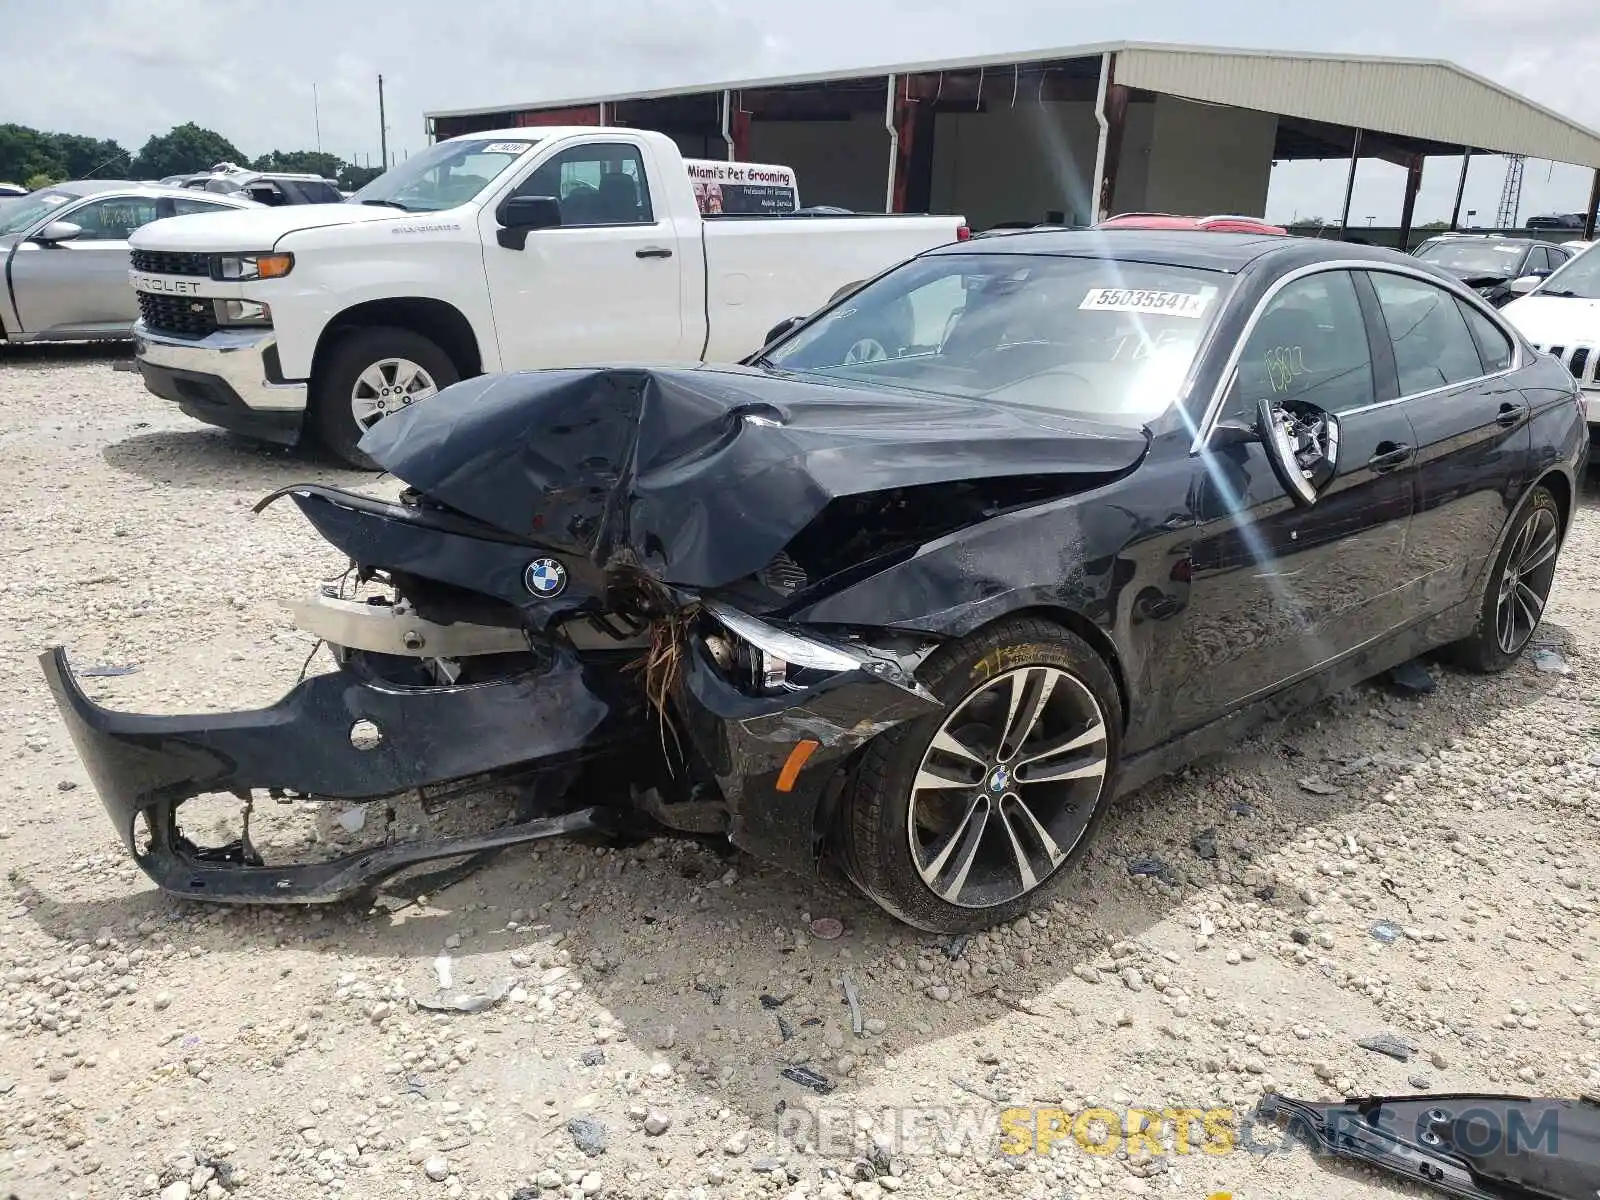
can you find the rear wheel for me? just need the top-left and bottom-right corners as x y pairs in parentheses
(1446, 484), (1563, 673)
(310, 326), (459, 469)
(838, 616), (1121, 933)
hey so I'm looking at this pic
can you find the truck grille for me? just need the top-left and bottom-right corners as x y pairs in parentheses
(1536, 343), (1600, 388)
(137, 291), (218, 339)
(130, 249), (211, 277)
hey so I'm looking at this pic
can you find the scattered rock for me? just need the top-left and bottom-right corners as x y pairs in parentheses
(569, 1116), (608, 1157)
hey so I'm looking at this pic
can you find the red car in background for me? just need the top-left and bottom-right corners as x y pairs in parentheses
(1095, 212), (1287, 234)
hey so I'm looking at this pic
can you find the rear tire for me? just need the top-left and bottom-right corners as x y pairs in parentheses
(310, 326), (459, 469)
(837, 616), (1121, 933)
(1445, 484), (1563, 673)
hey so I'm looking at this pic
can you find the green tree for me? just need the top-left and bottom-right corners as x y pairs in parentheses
(24, 171), (58, 191)
(252, 149), (344, 178)
(130, 123), (247, 179)
(338, 162), (384, 191)
(52, 133), (132, 179)
(0, 124), (65, 184)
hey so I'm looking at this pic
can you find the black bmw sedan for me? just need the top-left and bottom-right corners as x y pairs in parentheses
(42, 229), (1589, 934)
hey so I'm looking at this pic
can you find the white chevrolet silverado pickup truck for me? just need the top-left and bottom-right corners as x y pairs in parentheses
(125, 127), (969, 466)
(1501, 241), (1600, 438)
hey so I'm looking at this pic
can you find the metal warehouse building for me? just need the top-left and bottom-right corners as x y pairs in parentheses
(424, 40), (1600, 242)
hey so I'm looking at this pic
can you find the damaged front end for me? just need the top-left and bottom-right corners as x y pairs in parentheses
(43, 365), (1142, 904)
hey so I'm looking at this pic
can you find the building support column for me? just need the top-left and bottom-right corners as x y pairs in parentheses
(1585, 168), (1600, 240)
(1091, 53), (1126, 223)
(1338, 129), (1363, 239)
(1449, 148), (1472, 231)
(721, 91), (751, 162)
(1398, 154), (1424, 251)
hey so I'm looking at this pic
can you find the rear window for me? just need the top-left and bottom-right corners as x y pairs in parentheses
(763, 252), (1232, 424)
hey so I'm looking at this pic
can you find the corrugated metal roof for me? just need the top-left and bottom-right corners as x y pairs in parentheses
(423, 39), (1600, 168)
(1114, 46), (1600, 168)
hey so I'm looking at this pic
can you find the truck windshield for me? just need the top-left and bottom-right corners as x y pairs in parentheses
(760, 252), (1231, 425)
(1537, 244), (1600, 298)
(0, 190), (75, 236)
(349, 137), (542, 213)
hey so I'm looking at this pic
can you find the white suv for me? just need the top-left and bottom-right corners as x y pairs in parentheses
(1501, 242), (1600, 427)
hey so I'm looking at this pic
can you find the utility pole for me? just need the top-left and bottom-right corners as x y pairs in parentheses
(314, 83), (322, 153)
(378, 75), (388, 172)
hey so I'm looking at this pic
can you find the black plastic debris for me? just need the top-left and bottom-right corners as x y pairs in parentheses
(760, 994), (785, 1009)
(1127, 854), (1179, 886)
(1191, 829), (1219, 861)
(567, 1115), (608, 1156)
(1383, 659), (1437, 695)
(781, 1064), (835, 1094)
(1258, 1091), (1600, 1200)
(510, 1188), (540, 1200)
(1357, 1033), (1417, 1062)
(1291, 930), (1312, 946)
(944, 934), (970, 959)
(1253, 885), (1277, 902)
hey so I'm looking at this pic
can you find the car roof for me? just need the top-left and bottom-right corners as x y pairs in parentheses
(928, 228), (1423, 274)
(44, 181), (259, 204)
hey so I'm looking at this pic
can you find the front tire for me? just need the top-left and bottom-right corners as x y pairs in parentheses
(310, 326), (459, 469)
(837, 616), (1121, 933)
(1446, 483), (1564, 673)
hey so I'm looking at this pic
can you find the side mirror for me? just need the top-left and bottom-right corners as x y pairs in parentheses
(761, 315), (806, 347)
(1508, 274), (1542, 295)
(1208, 418), (1259, 449)
(1259, 396), (1340, 508)
(31, 220), (83, 245)
(496, 195), (561, 250)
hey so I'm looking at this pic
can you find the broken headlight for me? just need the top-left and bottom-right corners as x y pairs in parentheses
(701, 601), (866, 696)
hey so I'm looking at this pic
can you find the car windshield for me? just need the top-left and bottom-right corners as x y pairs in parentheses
(0, 189), (76, 236)
(760, 252), (1231, 424)
(1415, 239), (1527, 274)
(1535, 244), (1600, 298)
(350, 137), (543, 213)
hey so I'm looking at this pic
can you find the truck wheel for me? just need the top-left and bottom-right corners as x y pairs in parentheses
(310, 326), (459, 469)
(837, 616), (1121, 933)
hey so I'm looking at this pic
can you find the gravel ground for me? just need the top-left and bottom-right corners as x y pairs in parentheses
(0, 344), (1597, 1200)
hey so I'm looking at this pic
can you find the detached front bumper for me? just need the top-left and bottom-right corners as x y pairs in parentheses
(134, 322), (307, 445)
(39, 645), (636, 903)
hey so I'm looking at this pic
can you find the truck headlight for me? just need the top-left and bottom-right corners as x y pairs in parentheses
(215, 299), (271, 327)
(214, 253), (293, 281)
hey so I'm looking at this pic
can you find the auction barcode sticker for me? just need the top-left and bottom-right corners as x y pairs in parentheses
(482, 142), (533, 154)
(1079, 287), (1215, 318)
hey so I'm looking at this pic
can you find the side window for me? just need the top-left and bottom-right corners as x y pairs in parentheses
(1526, 246), (1552, 275)
(513, 143), (654, 226)
(172, 197), (240, 216)
(1226, 270), (1375, 419)
(63, 196), (160, 241)
(1457, 300), (1514, 372)
(1370, 272), (1487, 393)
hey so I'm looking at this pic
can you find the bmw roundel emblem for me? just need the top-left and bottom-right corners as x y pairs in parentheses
(524, 557), (568, 598)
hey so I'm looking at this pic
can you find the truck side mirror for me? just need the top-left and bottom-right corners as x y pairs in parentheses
(761, 315), (806, 347)
(496, 195), (562, 250)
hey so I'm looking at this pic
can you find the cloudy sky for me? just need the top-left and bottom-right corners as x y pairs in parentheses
(3, 0), (1597, 224)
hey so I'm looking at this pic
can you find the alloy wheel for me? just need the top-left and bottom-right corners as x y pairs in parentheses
(350, 357), (439, 431)
(906, 665), (1109, 910)
(1495, 504), (1561, 654)
(844, 338), (888, 364)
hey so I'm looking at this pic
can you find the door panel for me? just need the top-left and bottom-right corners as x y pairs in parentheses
(477, 139), (690, 367)
(10, 194), (159, 334)
(1160, 269), (1418, 733)
(1366, 271), (1533, 611)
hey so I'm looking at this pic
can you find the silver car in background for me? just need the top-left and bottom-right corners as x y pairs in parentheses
(0, 181), (259, 344)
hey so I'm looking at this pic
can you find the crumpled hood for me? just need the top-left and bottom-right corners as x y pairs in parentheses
(357, 365), (1151, 589)
(129, 202), (409, 251)
(1438, 265), (1510, 287)
(1502, 293), (1600, 346)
